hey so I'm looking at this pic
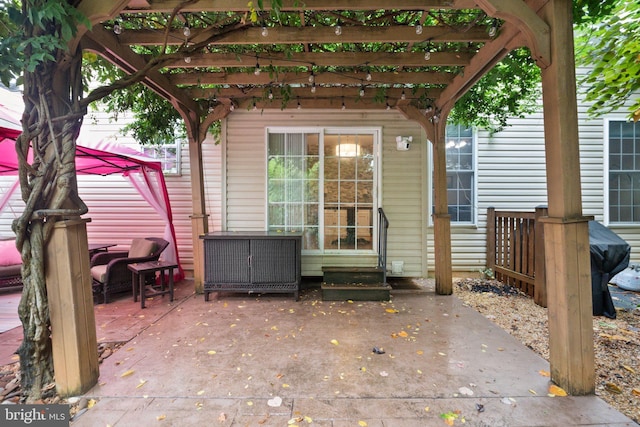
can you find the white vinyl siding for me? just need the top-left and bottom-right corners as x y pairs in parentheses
(224, 110), (427, 277)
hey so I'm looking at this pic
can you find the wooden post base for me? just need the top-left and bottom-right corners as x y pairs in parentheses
(45, 218), (99, 397)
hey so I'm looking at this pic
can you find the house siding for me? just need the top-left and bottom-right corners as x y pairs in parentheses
(223, 110), (427, 277)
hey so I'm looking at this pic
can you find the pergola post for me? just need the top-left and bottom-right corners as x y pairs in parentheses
(539, 0), (594, 395)
(397, 105), (453, 294)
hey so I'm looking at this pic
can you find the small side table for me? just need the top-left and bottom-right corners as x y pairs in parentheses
(128, 260), (178, 308)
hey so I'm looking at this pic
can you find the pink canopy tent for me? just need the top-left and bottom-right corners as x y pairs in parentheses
(0, 104), (184, 281)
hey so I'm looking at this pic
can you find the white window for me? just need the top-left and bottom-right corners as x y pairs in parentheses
(437, 124), (475, 224)
(267, 129), (378, 252)
(142, 141), (181, 175)
(607, 120), (640, 224)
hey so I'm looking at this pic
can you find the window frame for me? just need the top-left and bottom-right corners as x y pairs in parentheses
(604, 117), (640, 226)
(265, 126), (381, 254)
(141, 140), (182, 176)
(429, 124), (477, 226)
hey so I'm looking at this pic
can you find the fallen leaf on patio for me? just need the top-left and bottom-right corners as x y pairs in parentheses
(267, 396), (282, 407)
(385, 308), (399, 313)
(282, 383), (290, 388)
(197, 390), (205, 396)
(605, 383), (623, 394)
(208, 350), (217, 355)
(87, 399), (96, 408)
(458, 386), (473, 396)
(230, 323), (237, 328)
(358, 421), (368, 427)
(417, 350), (424, 355)
(631, 388), (640, 396)
(501, 397), (515, 405)
(425, 406), (430, 412)
(136, 379), (147, 389)
(440, 411), (459, 425)
(538, 370), (550, 377)
(528, 389), (537, 395)
(417, 369), (423, 374)
(121, 369), (134, 378)
(304, 416), (313, 423)
(398, 331), (409, 338)
(548, 385), (567, 396)
(621, 365), (636, 374)
(218, 413), (227, 422)
(438, 352), (446, 356)
(331, 339), (339, 345)
(156, 414), (166, 421)
(247, 401), (254, 406)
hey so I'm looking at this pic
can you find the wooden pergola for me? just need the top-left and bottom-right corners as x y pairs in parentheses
(73, 0), (594, 395)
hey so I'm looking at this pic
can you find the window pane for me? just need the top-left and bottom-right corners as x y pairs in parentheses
(609, 121), (640, 223)
(437, 125), (475, 223)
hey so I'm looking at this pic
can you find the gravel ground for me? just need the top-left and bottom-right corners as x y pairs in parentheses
(454, 278), (640, 425)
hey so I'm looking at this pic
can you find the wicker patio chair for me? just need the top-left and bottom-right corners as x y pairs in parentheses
(90, 237), (169, 304)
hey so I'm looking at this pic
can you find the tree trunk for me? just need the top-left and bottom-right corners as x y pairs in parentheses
(14, 35), (87, 402)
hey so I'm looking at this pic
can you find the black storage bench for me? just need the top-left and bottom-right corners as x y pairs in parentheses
(201, 231), (301, 301)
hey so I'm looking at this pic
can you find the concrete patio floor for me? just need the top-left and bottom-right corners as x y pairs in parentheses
(1, 279), (637, 426)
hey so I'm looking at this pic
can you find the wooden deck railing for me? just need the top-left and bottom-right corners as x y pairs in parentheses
(486, 206), (548, 307)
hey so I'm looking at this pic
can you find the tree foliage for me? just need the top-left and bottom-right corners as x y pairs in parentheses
(576, 0), (640, 121)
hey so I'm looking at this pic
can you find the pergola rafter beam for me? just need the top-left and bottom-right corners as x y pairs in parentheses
(123, 0), (469, 13)
(169, 71), (454, 86)
(119, 25), (492, 46)
(161, 51), (473, 69)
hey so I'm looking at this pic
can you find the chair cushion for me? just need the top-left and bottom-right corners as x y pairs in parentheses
(91, 265), (108, 283)
(0, 240), (22, 267)
(128, 238), (157, 258)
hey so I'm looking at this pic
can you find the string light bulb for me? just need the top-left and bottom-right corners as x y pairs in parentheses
(297, 98), (302, 109)
(366, 70), (372, 81)
(184, 55), (192, 63)
(488, 19), (498, 37)
(415, 24), (423, 35)
(254, 59), (261, 76)
(268, 88), (274, 99)
(113, 21), (123, 35)
(229, 103), (235, 112)
(308, 71), (315, 83)
(253, 100), (258, 111)
(183, 25), (191, 37)
(335, 24), (342, 36)
(311, 83), (316, 94)
(341, 98), (346, 110)
(401, 89), (406, 100)
(359, 86), (365, 97)
(424, 43), (432, 61)
(261, 26), (269, 37)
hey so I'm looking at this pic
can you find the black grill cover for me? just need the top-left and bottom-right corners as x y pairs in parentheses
(589, 221), (630, 319)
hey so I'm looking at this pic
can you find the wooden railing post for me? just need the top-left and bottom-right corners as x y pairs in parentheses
(534, 205), (548, 307)
(486, 207), (496, 275)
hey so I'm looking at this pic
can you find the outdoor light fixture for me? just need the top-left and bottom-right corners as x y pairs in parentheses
(308, 71), (315, 83)
(424, 43), (432, 61)
(297, 98), (302, 109)
(268, 88), (274, 99)
(184, 55), (191, 64)
(311, 83), (316, 94)
(386, 101), (391, 110)
(488, 19), (498, 37)
(229, 103), (236, 112)
(366, 70), (372, 81)
(396, 136), (412, 151)
(359, 86), (365, 97)
(183, 24), (191, 37)
(113, 21), (122, 34)
(335, 23), (342, 36)
(401, 89), (406, 100)
(261, 26), (269, 37)
(254, 59), (261, 76)
(253, 101), (258, 110)
(415, 24), (423, 35)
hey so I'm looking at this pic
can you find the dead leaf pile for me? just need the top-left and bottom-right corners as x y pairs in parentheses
(454, 278), (640, 424)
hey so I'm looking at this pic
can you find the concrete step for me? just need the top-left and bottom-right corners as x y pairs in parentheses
(321, 282), (391, 301)
(321, 266), (385, 285)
